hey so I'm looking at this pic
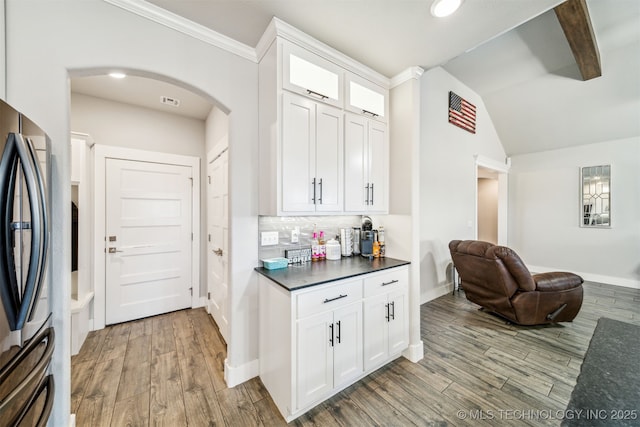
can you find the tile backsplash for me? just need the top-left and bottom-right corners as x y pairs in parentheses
(258, 215), (362, 260)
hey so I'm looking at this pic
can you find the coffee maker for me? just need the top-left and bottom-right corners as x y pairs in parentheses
(360, 216), (374, 256)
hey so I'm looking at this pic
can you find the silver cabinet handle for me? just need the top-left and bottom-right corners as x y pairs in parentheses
(329, 323), (334, 347)
(365, 183), (370, 205)
(323, 294), (347, 303)
(318, 178), (323, 204)
(307, 89), (328, 100)
(311, 178), (316, 203)
(382, 280), (398, 286)
(370, 183), (374, 205)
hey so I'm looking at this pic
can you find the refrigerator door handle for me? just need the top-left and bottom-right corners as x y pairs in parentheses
(24, 136), (48, 323)
(0, 133), (48, 330)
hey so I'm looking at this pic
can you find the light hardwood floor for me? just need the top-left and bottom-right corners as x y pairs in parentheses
(71, 281), (640, 426)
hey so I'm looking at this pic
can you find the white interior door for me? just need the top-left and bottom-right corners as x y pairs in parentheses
(105, 158), (193, 325)
(207, 150), (229, 341)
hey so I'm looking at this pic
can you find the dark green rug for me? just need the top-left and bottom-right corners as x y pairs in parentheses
(562, 317), (640, 426)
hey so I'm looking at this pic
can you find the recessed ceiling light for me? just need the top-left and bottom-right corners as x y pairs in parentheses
(431, 0), (463, 18)
(109, 72), (126, 79)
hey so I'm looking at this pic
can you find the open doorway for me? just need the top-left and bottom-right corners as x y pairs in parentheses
(477, 168), (499, 244)
(475, 156), (509, 245)
(68, 72), (230, 344)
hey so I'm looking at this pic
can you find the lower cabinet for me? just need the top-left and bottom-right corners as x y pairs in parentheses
(297, 302), (362, 408)
(363, 270), (409, 370)
(258, 265), (408, 422)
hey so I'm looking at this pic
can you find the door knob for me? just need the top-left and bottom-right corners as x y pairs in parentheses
(108, 247), (123, 253)
(213, 248), (223, 256)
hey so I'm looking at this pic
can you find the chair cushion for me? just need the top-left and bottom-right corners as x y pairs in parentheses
(534, 272), (584, 292)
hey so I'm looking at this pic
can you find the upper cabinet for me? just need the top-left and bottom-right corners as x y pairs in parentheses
(258, 20), (390, 216)
(344, 113), (388, 213)
(345, 73), (388, 123)
(281, 93), (343, 213)
(282, 42), (343, 108)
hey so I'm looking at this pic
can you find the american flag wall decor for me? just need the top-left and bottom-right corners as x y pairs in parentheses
(448, 91), (477, 134)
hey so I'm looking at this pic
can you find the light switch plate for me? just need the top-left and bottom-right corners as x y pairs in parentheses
(291, 227), (300, 243)
(261, 231), (279, 246)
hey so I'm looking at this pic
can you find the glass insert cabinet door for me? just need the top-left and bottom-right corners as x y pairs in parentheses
(581, 165), (610, 227)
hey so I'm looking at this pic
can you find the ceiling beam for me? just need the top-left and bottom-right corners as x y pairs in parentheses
(554, 0), (602, 80)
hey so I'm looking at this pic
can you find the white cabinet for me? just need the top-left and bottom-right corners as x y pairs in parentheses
(344, 113), (388, 213)
(362, 268), (409, 370)
(70, 133), (95, 356)
(258, 264), (408, 422)
(345, 72), (388, 123)
(282, 41), (343, 108)
(281, 93), (343, 213)
(297, 301), (362, 408)
(259, 33), (390, 216)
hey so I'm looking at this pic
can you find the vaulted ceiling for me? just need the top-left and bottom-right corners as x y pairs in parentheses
(77, 0), (639, 156)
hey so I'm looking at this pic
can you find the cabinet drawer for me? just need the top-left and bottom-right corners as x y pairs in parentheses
(363, 267), (408, 298)
(296, 279), (362, 319)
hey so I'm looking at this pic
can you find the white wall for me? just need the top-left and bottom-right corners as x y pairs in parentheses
(419, 67), (507, 303)
(508, 137), (640, 288)
(5, 1), (259, 424)
(70, 93), (209, 296)
(206, 104), (229, 155)
(71, 93), (206, 157)
(0, 0), (5, 99)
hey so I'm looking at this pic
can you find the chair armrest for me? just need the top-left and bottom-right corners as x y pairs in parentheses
(533, 272), (583, 292)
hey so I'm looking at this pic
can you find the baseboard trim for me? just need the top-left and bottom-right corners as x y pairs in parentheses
(403, 341), (424, 363)
(420, 282), (453, 305)
(224, 358), (259, 388)
(528, 265), (640, 289)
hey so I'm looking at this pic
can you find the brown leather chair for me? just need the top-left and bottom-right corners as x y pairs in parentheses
(449, 240), (584, 325)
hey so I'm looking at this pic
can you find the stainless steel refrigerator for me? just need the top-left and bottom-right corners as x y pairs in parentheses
(0, 99), (54, 426)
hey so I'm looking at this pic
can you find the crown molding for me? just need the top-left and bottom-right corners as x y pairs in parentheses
(390, 67), (425, 89)
(103, 1), (394, 88)
(103, 0), (257, 62)
(255, 18), (278, 62)
(259, 17), (391, 89)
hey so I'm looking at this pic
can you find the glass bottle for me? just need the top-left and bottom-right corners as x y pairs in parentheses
(319, 231), (326, 260)
(378, 226), (385, 257)
(311, 232), (320, 262)
(373, 230), (380, 258)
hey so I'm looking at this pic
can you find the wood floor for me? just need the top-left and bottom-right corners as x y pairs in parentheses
(71, 281), (640, 426)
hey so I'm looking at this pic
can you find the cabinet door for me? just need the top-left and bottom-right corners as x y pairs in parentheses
(333, 302), (363, 388)
(297, 311), (334, 409)
(315, 103), (343, 212)
(282, 41), (342, 108)
(363, 293), (389, 371)
(387, 289), (409, 356)
(70, 137), (85, 184)
(345, 73), (387, 123)
(282, 93), (316, 212)
(344, 113), (368, 212)
(367, 120), (388, 213)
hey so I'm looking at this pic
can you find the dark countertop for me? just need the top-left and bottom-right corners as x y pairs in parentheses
(255, 256), (410, 291)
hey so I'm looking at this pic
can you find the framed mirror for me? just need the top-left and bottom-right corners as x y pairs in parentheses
(581, 165), (610, 227)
